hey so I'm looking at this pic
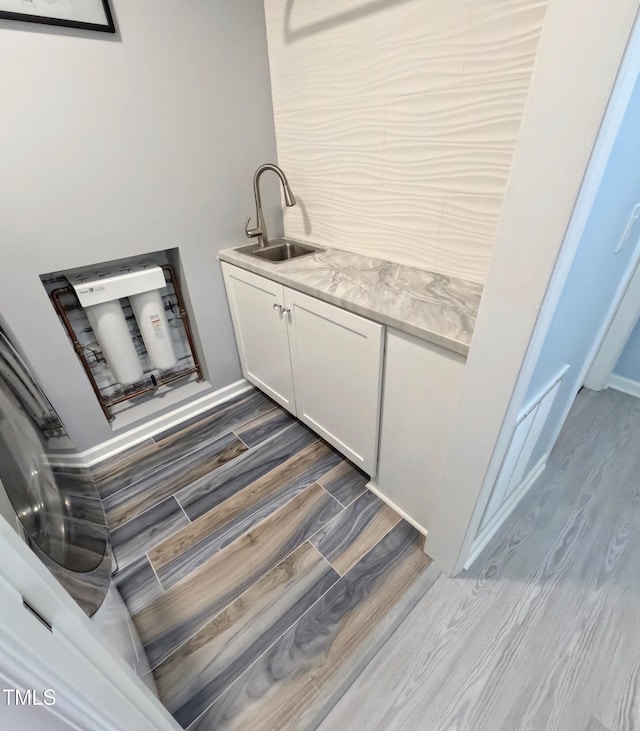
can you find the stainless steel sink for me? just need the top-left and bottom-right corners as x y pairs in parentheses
(234, 239), (323, 264)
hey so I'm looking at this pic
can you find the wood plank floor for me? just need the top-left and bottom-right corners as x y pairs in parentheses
(319, 388), (640, 731)
(94, 388), (436, 729)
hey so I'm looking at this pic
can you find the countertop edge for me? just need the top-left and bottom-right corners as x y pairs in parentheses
(217, 250), (471, 358)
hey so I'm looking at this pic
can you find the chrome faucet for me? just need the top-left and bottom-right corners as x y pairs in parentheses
(245, 163), (296, 248)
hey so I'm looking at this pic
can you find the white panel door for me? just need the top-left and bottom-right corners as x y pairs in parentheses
(479, 406), (538, 530)
(284, 287), (383, 475)
(479, 376), (563, 531)
(221, 263), (296, 412)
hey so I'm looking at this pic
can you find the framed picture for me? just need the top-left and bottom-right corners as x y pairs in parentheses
(0, 0), (115, 33)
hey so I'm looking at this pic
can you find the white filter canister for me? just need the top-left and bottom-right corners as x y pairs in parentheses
(129, 290), (177, 372)
(85, 301), (143, 386)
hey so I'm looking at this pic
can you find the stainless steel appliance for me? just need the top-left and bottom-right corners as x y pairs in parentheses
(0, 325), (156, 691)
(0, 326), (111, 616)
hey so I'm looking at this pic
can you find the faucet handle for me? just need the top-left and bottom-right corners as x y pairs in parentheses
(245, 216), (262, 239)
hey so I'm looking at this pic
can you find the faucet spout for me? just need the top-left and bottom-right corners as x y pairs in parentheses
(245, 164), (296, 248)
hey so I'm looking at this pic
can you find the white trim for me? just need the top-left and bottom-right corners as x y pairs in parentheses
(448, 11), (640, 575)
(107, 377), (207, 430)
(476, 365), (565, 538)
(49, 379), (251, 468)
(464, 456), (547, 571)
(517, 364), (570, 422)
(607, 373), (640, 398)
(366, 480), (428, 538)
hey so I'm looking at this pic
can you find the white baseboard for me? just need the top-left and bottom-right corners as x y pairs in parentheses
(464, 455), (547, 571)
(366, 481), (429, 538)
(607, 373), (640, 399)
(49, 379), (251, 468)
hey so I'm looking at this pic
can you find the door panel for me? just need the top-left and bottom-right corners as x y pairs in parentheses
(375, 329), (465, 533)
(221, 264), (296, 412)
(285, 288), (383, 474)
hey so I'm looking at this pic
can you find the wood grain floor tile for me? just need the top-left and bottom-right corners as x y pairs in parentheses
(103, 432), (246, 529)
(114, 556), (164, 616)
(233, 407), (297, 448)
(108, 387), (640, 730)
(311, 490), (402, 575)
(176, 422), (320, 522)
(51, 466), (102, 501)
(59, 493), (105, 527)
(110, 496), (190, 570)
(152, 390), (259, 443)
(585, 717), (610, 731)
(154, 542), (339, 728)
(91, 440), (157, 499)
(190, 521), (432, 731)
(102, 387), (439, 729)
(136, 483), (343, 667)
(94, 391), (270, 499)
(319, 389), (640, 731)
(317, 460), (368, 507)
(150, 440), (342, 588)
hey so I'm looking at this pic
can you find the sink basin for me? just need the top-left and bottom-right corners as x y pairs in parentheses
(234, 239), (323, 264)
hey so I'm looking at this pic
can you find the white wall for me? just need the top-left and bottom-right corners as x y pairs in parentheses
(0, 0), (280, 451)
(264, 0), (547, 284)
(425, 0), (640, 575)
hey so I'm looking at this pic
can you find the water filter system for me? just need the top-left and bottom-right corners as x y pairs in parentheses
(83, 300), (142, 385)
(44, 254), (202, 423)
(68, 261), (178, 386)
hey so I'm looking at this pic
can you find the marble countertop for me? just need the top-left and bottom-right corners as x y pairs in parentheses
(218, 243), (483, 356)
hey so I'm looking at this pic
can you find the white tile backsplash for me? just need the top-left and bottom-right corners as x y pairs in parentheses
(264, 0), (547, 283)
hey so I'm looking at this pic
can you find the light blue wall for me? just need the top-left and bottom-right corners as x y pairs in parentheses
(523, 72), (640, 467)
(613, 315), (640, 380)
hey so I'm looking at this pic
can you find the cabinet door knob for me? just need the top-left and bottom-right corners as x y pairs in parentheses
(282, 307), (291, 316)
(273, 303), (283, 312)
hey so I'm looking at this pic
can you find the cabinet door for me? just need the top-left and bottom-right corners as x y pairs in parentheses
(285, 288), (383, 475)
(221, 263), (296, 412)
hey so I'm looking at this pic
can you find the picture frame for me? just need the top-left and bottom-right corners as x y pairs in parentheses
(0, 0), (115, 34)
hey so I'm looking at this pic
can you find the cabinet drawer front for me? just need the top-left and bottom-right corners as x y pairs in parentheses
(285, 288), (383, 475)
(221, 264), (296, 412)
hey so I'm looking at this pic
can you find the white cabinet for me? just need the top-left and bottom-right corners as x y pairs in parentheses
(371, 329), (466, 534)
(221, 263), (383, 475)
(286, 288), (383, 474)
(221, 262), (469, 531)
(221, 264), (296, 412)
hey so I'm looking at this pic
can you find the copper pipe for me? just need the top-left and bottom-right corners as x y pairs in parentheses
(162, 264), (204, 382)
(104, 367), (199, 407)
(51, 287), (115, 422)
(51, 265), (204, 422)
